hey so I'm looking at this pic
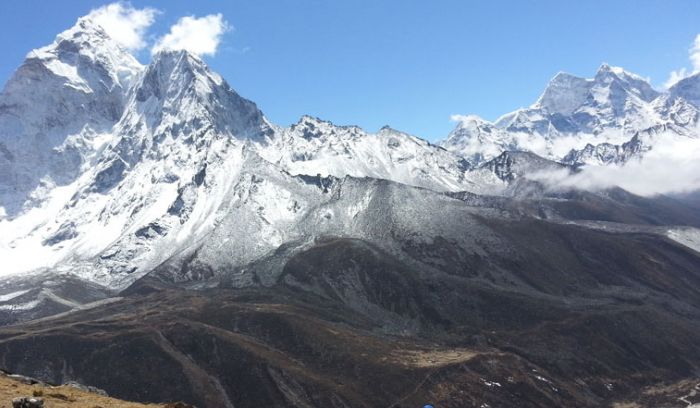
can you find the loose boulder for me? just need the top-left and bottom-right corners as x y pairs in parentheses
(12, 397), (44, 408)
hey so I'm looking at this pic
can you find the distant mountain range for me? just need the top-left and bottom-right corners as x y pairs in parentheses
(443, 64), (700, 166)
(3, 16), (700, 289)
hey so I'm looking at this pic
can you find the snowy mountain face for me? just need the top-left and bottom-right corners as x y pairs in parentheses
(256, 116), (498, 193)
(441, 115), (515, 166)
(482, 151), (568, 183)
(669, 72), (700, 107)
(561, 134), (648, 166)
(0, 17), (508, 295)
(0, 18), (142, 219)
(0, 44), (280, 289)
(442, 64), (700, 165)
(1, 15), (699, 308)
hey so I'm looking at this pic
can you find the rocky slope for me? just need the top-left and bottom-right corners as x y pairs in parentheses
(1, 211), (699, 407)
(0, 369), (182, 408)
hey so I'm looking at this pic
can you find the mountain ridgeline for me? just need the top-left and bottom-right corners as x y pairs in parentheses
(0, 17), (700, 408)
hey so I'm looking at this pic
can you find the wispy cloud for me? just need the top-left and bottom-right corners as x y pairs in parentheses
(664, 34), (700, 88)
(690, 34), (700, 71)
(151, 14), (230, 57)
(87, 2), (159, 52)
(664, 68), (689, 89)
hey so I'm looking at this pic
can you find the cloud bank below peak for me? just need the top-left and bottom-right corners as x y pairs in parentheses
(526, 136), (700, 197)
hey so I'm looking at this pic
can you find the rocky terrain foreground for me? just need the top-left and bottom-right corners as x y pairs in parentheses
(0, 370), (182, 408)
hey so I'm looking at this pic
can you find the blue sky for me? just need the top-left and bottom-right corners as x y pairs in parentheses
(1, 1), (700, 141)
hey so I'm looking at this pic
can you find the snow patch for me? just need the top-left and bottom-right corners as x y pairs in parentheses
(668, 228), (700, 253)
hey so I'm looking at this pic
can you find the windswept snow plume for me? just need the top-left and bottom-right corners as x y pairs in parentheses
(526, 136), (700, 196)
(86, 2), (159, 52)
(152, 14), (230, 56)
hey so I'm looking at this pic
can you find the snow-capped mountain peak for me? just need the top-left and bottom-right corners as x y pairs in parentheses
(442, 115), (513, 164)
(119, 49), (272, 150)
(534, 72), (591, 115)
(137, 49), (220, 98)
(288, 115), (362, 140)
(532, 64), (659, 117)
(29, 16), (143, 91)
(254, 114), (501, 194)
(669, 72), (700, 108)
(591, 63), (659, 104)
(442, 64), (696, 165)
(0, 17), (144, 219)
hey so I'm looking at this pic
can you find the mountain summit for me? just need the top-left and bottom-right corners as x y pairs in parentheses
(669, 71), (700, 107)
(443, 65), (700, 165)
(128, 49), (272, 142)
(0, 17), (142, 217)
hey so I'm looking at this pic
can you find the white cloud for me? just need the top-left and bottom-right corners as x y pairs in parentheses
(526, 135), (700, 196)
(87, 2), (159, 52)
(450, 114), (471, 123)
(690, 34), (700, 71)
(664, 34), (700, 88)
(665, 68), (688, 89)
(151, 14), (230, 57)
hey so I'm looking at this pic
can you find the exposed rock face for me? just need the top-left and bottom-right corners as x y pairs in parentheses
(562, 134), (648, 166)
(481, 151), (567, 182)
(12, 397), (44, 408)
(64, 381), (108, 396)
